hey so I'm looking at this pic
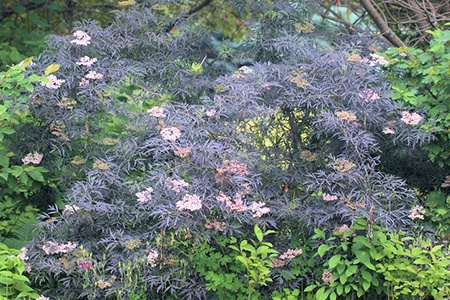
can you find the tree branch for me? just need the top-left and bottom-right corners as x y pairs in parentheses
(359, 0), (406, 47)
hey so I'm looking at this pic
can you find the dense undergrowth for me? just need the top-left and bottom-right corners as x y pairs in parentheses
(0, 1), (449, 299)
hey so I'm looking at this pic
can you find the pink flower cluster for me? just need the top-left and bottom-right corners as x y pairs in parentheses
(358, 89), (380, 101)
(382, 127), (395, 135)
(409, 205), (425, 220)
(176, 194), (202, 212)
(79, 259), (93, 271)
(165, 178), (189, 193)
(41, 74), (65, 89)
(279, 248), (303, 260)
(147, 249), (158, 266)
(205, 109), (216, 117)
(322, 269), (334, 283)
(401, 111), (423, 125)
(147, 107), (166, 118)
(323, 193), (338, 202)
(76, 56), (97, 67)
(17, 247), (29, 261)
(160, 127), (182, 142)
(42, 241), (77, 255)
(70, 30), (91, 46)
(22, 152), (43, 164)
(36, 296), (50, 300)
(216, 191), (270, 217)
(136, 187), (153, 203)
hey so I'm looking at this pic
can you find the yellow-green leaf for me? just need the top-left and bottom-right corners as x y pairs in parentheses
(44, 64), (60, 75)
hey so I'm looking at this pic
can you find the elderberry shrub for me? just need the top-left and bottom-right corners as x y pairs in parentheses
(25, 2), (435, 299)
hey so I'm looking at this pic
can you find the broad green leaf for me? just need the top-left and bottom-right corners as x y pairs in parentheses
(44, 64), (60, 75)
(254, 225), (263, 242)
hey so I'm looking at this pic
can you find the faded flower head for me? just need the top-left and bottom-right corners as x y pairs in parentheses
(136, 187), (153, 203)
(335, 111), (357, 122)
(361, 53), (389, 67)
(215, 159), (249, 183)
(147, 106), (166, 118)
(71, 30), (91, 46)
(333, 224), (351, 237)
(322, 269), (334, 283)
(174, 146), (191, 158)
(41, 74), (65, 89)
(409, 205), (425, 220)
(401, 111), (423, 125)
(93, 161), (109, 170)
(160, 127), (181, 142)
(165, 178), (189, 193)
(76, 56), (97, 67)
(279, 248), (303, 260)
(176, 194), (202, 212)
(22, 152), (43, 164)
(124, 239), (142, 250)
(333, 159), (356, 172)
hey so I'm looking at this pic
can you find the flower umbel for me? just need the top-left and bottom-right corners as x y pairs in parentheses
(176, 194), (202, 212)
(136, 187), (153, 203)
(409, 205), (425, 220)
(41, 74), (65, 89)
(70, 30), (91, 46)
(160, 127), (181, 142)
(401, 111), (423, 125)
(22, 152), (43, 164)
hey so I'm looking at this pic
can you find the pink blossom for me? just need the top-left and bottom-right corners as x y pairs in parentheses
(176, 194), (202, 212)
(279, 248), (303, 260)
(42, 241), (77, 255)
(36, 296), (50, 300)
(17, 247), (28, 261)
(41, 75), (65, 89)
(239, 66), (252, 74)
(76, 56), (97, 67)
(79, 259), (93, 271)
(84, 71), (104, 80)
(323, 193), (338, 202)
(70, 30), (91, 46)
(401, 111), (423, 125)
(205, 109), (216, 117)
(62, 205), (80, 215)
(409, 205), (425, 220)
(79, 77), (89, 86)
(249, 201), (270, 217)
(358, 89), (380, 101)
(136, 187), (153, 203)
(22, 152), (43, 164)
(147, 249), (158, 266)
(160, 127), (181, 142)
(147, 107), (166, 117)
(382, 127), (395, 135)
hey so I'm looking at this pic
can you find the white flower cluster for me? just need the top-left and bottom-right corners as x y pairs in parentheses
(42, 241), (77, 255)
(147, 107), (166, 118)
(41, 74), (65, 89)
(22, 152), (43, 164)
(76, 56), (98, 67)
(136, 187), (154, 203)
(147, 249), (158, 266)
(70, 30), (91, 46)
(176, 194), (202, 212)
(160, 127), (181, 142)
(62, 205), (80, 215)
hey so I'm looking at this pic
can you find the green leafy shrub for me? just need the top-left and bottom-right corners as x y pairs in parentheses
(383, 28), (450, 167)
(0, 242), (40, 299)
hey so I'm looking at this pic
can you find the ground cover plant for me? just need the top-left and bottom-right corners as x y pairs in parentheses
(0, 1), (449, 299)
